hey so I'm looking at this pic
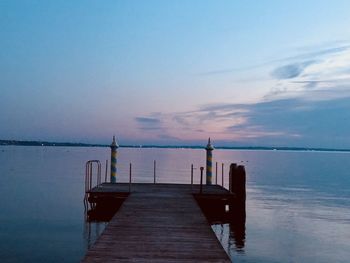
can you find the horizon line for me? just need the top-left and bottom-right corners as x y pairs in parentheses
(1, 139), (350, 153)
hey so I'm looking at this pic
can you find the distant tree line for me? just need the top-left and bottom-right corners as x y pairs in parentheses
(0, 140), (349, 152)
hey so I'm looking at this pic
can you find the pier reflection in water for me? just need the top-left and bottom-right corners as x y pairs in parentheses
(203, 202), (246, 255)
(83, 221), (106, 250)
(83, 196), (126, 249)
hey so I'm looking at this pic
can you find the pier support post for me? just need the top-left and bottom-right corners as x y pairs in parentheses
(205, 138), (214, 185)
(110, 136), (119, 183)
(229, 164), (246, 218)
(229, 163), (237, 193)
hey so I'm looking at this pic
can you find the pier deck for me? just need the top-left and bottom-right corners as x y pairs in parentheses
(82, 183), (232, 262)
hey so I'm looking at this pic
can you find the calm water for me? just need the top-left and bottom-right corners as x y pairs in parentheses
(0, 146), (349, 262)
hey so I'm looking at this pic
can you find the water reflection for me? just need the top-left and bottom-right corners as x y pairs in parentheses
(212, 212), (246, 256)
(230, 215), (246, 252)
(83, 220), (106, 250)
(83, 195), (126, 249)
(2, 146), (349, 263)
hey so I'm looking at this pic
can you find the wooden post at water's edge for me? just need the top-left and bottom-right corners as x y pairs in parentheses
(229, 163), (246, 218)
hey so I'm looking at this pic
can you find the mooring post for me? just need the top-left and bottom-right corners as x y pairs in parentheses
(205, 138), (214, 185)
(229, 163), (237, 193)
(110, 136), (119, 183)
(129, 163), (132, 193)
(230, 164), (246, 219)
(235, 165), (246, 204)
(153, 160), (156, 184)
(200, 167), (204, 194)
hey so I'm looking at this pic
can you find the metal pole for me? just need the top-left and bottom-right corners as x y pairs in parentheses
(105, 159), (108, 182)
(222, 163), (224, 187)
(200, 167), (204, 194)
(89, 162), (92, 191)
(215, 162), (218, 185)
(191, 164), (194, 185)
(110, 136), (119, 183)
(129, 163), (132, 193)
(97, 161), (101, 185)
(153, 160), (156, 184)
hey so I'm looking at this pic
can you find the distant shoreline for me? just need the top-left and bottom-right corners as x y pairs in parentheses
(1, 139), (350, 153)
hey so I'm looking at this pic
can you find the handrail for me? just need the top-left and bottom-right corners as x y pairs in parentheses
(84, 159), (228, 188)
(85, 160), (102, 193)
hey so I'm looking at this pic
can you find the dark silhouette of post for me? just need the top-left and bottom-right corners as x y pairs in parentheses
(153, 160), (156, 184)
(191, 164), (194, 191)
(200, 167), (204, 194)
(229, 163), (246, 219)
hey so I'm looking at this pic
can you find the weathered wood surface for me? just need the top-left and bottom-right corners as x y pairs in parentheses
(83, 184), (231, 262)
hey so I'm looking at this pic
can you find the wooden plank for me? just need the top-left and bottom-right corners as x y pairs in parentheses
(83, 184), (231, 262)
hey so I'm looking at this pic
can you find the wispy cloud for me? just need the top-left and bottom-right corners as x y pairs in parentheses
(135, 116), (162, 130)
(271, 60), (317, 79)
(136, 88), (350, 147)
(169, 91), (350, 147)
(134, 115), (182, 143)
(264, 42), (350, 101)
(135, 117), (161, 124)
(199, 43), (350, 78)
(138, 43), (350, 147)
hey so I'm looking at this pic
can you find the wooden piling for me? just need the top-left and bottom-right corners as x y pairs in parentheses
(229, 163), (246, 218)
(229, 163), (237, 193)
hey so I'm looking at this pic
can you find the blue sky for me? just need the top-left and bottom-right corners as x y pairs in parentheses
(1, 1), (350, 148)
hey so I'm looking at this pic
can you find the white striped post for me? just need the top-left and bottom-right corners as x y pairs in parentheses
(205, 138), (214, 185)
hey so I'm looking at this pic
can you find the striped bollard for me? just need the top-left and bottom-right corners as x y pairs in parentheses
(110, 136), (119, 183)
(205, 138), (214, 185)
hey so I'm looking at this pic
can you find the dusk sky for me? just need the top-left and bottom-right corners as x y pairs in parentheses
(1, 1), (350, 148)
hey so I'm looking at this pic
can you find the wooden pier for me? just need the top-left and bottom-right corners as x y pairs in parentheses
(82, 183), (235, 262)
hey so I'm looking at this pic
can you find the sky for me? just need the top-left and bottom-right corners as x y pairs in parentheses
(1, 1), (350, 148)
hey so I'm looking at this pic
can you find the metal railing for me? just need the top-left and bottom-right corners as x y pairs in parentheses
(85, 160), (102, 193)
(84, 159), (228, 196)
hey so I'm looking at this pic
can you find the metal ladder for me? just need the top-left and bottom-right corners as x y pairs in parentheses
(84, 160), (102, 210)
